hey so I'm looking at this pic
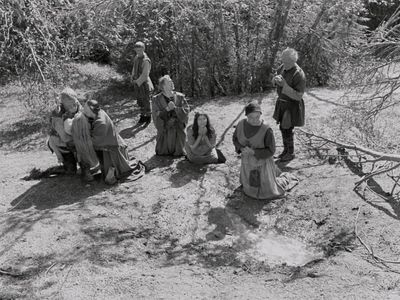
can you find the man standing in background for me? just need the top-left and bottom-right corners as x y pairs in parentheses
(131, 41), (154, 125)
(272, 48), (306, 162)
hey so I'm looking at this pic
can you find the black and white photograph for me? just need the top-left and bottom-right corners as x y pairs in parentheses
(1, 0), (400, 299)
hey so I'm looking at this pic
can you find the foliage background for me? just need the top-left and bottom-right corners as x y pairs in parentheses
(2, 0), (398, 97)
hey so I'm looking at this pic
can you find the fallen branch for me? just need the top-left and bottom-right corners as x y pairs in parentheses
(354, 207), (400, 270)
(297, 129), (400, 162)
(354, 163), (400, 189)
(0, 268), (23, 277)
(298, 129), (400, 192)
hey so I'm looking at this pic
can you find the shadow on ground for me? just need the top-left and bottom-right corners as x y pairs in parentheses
(169, 159), (208, 188)
(341, 154), (400, 220)
(0, 118), (46, 151)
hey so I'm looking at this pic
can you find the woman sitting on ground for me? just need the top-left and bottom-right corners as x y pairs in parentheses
(232, 101), (298, 200)
(151, 75), (190, 156)
(185, 112), (226, 164)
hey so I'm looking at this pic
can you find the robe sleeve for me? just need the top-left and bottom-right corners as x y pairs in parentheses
(52, 116), (72, 143)
(254, 128), (275, 159)
(174, 94), (189, 125)
(91, 119), (108, 148)
(151, 96), (165, 132)
(232, 126), (243, 154)
(282, 69), (306, 101)
(186, 126), (196, 145)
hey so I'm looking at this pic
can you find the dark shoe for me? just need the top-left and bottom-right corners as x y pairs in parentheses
(62, 152), (77, 175)
(136, 115), (146, 125)
(276, 148), (288, 159)
(216, 149), (226, 163)
(280, 153), (295, 162)
(144, 115), (152, 124)
(80, 164), (94, 182)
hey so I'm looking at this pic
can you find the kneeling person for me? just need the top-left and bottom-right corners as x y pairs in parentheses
(47, 87), (81, 174)
(81, 100), (142, 183)
(185, 113), (226, 164)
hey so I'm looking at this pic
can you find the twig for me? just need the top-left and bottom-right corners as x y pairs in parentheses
(298, 129), (400, 162)
(58, 264), (74, 294)
(45, 262), (58, 276)
(354, 163), (400, 189)
(0, 268), (23, 277)
(355, 207), (400, 268)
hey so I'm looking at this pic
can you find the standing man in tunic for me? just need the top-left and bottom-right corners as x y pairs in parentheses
(131, 41), (154, 125)
(272, 48), (306, 162)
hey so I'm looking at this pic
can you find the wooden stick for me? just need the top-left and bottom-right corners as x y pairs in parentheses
(297, 129), (400, 162)
(355, 207), (400, 267)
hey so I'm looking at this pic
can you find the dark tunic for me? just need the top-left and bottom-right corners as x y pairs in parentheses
(132, 53), (153, 110)
(272, 64), (306, 127)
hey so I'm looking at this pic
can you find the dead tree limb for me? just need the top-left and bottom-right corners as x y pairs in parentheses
(297, 129), (400, 192)
(298, 129), (400, 162)
(355, 207), (400, 271)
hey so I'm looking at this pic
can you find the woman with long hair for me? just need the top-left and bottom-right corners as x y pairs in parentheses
(185, 112), (226, 164)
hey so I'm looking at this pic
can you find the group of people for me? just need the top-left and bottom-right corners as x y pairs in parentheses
(48, 42), (305, 200)
(48, 88), (144, 184)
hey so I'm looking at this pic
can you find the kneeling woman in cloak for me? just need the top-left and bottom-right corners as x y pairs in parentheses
(232, 101), (297, 200)
(151, 75), (190, 156)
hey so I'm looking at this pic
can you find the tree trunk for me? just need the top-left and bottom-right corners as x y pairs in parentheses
(262, 0), (293, 90)
(233, 5), (242, 94)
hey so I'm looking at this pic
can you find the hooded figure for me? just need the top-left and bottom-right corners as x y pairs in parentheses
(79, 100), (144, 184)
(47, 87), (81, 174)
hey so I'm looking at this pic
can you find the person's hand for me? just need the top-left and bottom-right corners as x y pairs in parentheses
(273, 75), (284, 87)
(198, 126), (207, 136)
(242, 146), (255, 156)
(168, 101), (176, 110)
(66, 141), (75, 150)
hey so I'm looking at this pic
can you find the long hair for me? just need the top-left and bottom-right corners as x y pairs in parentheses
(192, 113), (214, 140)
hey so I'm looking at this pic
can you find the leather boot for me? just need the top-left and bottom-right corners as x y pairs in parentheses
(280, 131), (295, 162)
(62, 152), (77, 175)
(277, 130), (288, 159)
(80, 163), (94, 182)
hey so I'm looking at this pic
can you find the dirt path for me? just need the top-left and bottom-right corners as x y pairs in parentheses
(1, 85), (400, 299)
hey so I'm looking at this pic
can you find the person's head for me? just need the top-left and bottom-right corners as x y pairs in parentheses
(192, 112), (213, 139)
(245, 101), (262, 126)
(281, 48), (298, 70)
(159, 75), (174, 96)
(60, 87), (79, 114)
(83, 99), (100, 119)
(134, 41), (145, 56)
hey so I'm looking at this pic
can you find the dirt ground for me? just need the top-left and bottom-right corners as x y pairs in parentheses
(1, 76), (400, 299)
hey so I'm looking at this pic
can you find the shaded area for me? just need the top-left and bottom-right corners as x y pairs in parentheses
(10, 171), (107, 212)
(341, 154), (400, 220)
(169, 159), (208, 188)
(119, 123), (150, 139)
(143, 155), (175, 172)
(207, 186), (270, 241)
(0, 118), (46, 151)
